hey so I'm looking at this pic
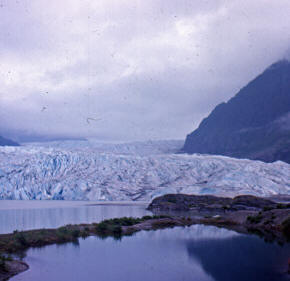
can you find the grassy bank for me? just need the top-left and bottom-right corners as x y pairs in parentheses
(0, 207), (289, 280)
(0, 215), (170, 254)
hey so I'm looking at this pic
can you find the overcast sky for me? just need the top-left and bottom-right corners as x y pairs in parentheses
(1, 0), (290, 142)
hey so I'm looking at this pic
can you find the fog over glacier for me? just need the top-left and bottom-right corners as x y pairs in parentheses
(1, 2), (290, 201)
(0, 141), (289, 201)
(1, 0), (290, 142)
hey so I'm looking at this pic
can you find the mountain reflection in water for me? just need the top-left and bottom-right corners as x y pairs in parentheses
(186, 234), (290, 281)
(12, 225), (289, 281)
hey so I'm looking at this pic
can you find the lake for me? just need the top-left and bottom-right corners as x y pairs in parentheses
(12, 225), (290, 281)
(0, 200), (150, 234)
(0, 201), (289, 281)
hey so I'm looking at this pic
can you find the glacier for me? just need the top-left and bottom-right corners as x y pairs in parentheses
(0, 139), (289, 201)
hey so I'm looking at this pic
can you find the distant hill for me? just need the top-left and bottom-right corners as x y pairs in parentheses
(183, 60), (290, 163)
(0, 135), (19, 146)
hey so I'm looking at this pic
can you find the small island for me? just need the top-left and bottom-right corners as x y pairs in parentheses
(0, 194), (289, 280)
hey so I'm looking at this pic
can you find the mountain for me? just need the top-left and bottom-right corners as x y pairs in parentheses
(183, 60), (290, 163)
(0, 135), (19, 146)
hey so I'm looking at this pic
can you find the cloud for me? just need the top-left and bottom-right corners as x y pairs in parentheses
(1, 0), (290, 141)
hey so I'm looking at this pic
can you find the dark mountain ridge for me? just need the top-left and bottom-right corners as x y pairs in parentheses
(0, 135), (19, 146)
(183, 60), (290, 163)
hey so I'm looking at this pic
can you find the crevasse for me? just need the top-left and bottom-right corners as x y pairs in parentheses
(0, 140), (289, 201)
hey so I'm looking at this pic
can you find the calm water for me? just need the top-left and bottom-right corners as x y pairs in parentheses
(12, 225), (290, 281)
(0, 200), (150, 234)
(1, 201), (289, 281)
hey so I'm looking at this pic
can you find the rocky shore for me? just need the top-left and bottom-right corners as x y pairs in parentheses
(0, 258), (28, 281)
(0, 195), (289, 280)
(148, 194), (290, 242)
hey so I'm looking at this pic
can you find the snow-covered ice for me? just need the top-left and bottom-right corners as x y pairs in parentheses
(0, 140), (289, 201)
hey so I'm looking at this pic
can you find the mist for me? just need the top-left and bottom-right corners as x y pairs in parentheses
(1, 0), (290, 142)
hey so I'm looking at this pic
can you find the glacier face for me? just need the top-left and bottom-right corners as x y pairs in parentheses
(0, 140), (289, 201)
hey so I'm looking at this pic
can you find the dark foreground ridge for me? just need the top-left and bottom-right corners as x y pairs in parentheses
(0, 195), (289, 280)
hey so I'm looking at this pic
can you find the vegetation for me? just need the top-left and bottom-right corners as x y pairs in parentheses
(0, 215), (170, 254)
(281, 217), (290, 240)
(262, 206), (273, 212)
(0, 255), (7, 272)
(13, 230), (28, 247)
(263, 219), (272, 225)
(167, 197), (177, 203)
(95, 216), (169, 237)
(247, 214), (263, 224)
(222, 205), (230, 211)
(0, 254), (12, 272)
(151, 220), (177, 229)
(0, 211), (288, 270)
(276, 203), (290, 209)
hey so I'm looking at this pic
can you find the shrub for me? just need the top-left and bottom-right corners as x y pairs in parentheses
(56, 227), (70, 241)
(57, 226), (69, 234)
(141, 215), (152, 220)
(0, 255), (7, 272)
(271, 214), (276, 220)
(281, 217), (290, 240)
(222, 205), (230, 211)
(247, 214), (263, 224)
(276, 203), (290, 209)
(118, 217), (136, 226)
(95, 222), (108, 234)
(71, 229), (80, 238)
(263, 220), (272, 225)
(13, 231), (27, 246)
(80, 231), (89, 239)
(152, 215), (170, 219)
(167, 198), (177, 203)
(263, 206), (273, 212)
(112, 226), (122, 236)
(0, 254), (12, 272)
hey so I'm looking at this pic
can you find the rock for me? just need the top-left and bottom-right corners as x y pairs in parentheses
(148, 194), (278, 213)
(148, 193), (290, 243)
(0, 260), (28, 280)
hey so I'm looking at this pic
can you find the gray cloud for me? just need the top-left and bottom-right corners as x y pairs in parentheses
(1, 0), (290, 142)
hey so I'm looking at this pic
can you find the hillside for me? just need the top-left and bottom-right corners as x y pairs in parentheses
(183, 60), (290, 163)
(0, 135), (19, 146)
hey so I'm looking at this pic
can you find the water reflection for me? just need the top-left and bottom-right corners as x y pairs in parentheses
(0, 202), (150, 234)
(186, 235), (290, 281)
(12, 225), (290, 281)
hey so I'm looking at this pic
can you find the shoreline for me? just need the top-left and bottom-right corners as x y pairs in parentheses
(0, 200), (149, 211)
(0, 194), (289, 280)
(0, 260), (28, 281)
(148, 194), (290, 242)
